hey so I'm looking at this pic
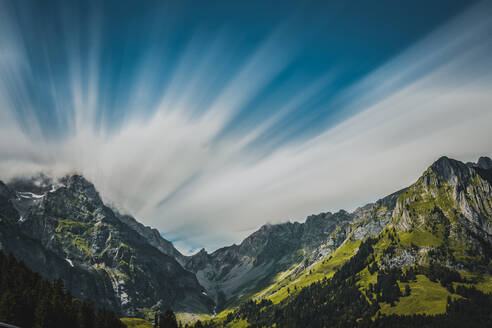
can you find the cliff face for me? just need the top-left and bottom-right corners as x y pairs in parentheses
(116, 213), (186, 265)
(0, 175), (213, 316)
(184, 202), (398, 308)
(374, 156), (492, 271)
(393, 157), (492, 239)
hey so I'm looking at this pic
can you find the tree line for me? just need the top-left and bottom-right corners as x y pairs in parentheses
(199, 236), (492, 327)
(0, 250), (126, 328)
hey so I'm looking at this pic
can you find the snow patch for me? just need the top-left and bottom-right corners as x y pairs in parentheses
(18, 191), (44, 199)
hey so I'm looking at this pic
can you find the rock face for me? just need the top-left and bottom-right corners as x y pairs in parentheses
(184, 203), (399, 308)
(393, 156), (492, 235)
(384, 156), (492, 269)
(0, 175), (213, 316)
(116, 213), (186, 266)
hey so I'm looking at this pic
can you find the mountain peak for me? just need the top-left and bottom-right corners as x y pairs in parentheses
(431, 155), (456, 168)
(59, 174), (100, 201)
(0, 180), (13, 199)
(61, 174), (93, 189)
(477, 156), (492, 170)
(427, 156), (471, 186)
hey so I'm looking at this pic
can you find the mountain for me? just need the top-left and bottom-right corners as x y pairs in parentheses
(387, 156), (492, 268)
(184, 206), (387, 309)
(1, 155), (492, 327)
(181, 182), (406, 310)
(0, 174), (213, 317)
(199, 156), (492, 327)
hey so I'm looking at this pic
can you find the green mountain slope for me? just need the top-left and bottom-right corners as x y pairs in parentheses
(200, 156), (492, 327)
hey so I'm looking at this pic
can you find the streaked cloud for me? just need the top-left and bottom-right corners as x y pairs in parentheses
(0, 0), (491, 254)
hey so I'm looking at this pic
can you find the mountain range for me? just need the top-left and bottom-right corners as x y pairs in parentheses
(1, 155), (492, 326)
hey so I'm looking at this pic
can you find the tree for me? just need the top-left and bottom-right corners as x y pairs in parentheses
(405, 284), (411, 296)
(79, 300), (95, 328)
(154, 313), (159, 327)
(160, 309), (178, 328)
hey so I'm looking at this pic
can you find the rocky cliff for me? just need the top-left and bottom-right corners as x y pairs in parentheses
(0, 175), (213, 316)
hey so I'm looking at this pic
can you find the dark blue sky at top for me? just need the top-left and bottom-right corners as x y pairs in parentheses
(4, 0), (476, 151)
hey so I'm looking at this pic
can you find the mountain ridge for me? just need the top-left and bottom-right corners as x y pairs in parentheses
(1, 155), (492, 325)
(0, 174), (214, 317)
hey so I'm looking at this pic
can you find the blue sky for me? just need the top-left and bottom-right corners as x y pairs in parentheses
(1, 0), (492, 254)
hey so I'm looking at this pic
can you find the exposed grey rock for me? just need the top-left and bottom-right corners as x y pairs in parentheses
(0, 174), (214, 316)
(116, 213), (186, 265)
(353, 218), (389, 240)
(381, 249), (417, 269)
(467, 156), (492, 170)
(478, 156), (492, 170)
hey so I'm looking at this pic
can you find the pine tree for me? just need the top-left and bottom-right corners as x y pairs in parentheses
(160, 309), (178, 328)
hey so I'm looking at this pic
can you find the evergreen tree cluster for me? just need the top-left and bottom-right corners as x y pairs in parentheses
(370, 286), (492, 327)
(0, 250), (126, 328)
(202, 236), (492, 327)
(212, 238), (380, 327)
(154, 309), (178, 328)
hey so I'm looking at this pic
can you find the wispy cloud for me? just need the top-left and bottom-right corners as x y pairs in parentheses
(0, 0), (491, 253)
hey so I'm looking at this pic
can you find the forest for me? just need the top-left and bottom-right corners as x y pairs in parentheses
(2, 240), (492, 328)
(194, 237), (492, 328)
(0, 250), (125, 328)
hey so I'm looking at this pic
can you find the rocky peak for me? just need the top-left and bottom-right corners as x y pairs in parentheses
(305, 212), (332, 225)
(60, 174), (101, 202)
(477, 156), (492, 170)
(427, 156), (472, 187)
(394, 155), (492, 233)
(0, 181), (13, 199)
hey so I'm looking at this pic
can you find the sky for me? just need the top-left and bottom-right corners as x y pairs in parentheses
(1, 0), (491, 254)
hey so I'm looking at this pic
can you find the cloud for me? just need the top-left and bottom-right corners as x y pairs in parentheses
(0, 1), (491, 254)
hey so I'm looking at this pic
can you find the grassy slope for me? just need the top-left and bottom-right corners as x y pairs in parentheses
(252, 239), (361, 304)
(379, 275), (453, 316)
(207, 239), (361, 327)
(120, 318), (153, 328)
(125, 168), (492, 327)
(176, 312), (213, 326)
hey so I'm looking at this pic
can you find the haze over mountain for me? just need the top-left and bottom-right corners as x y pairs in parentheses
(1, 0), (492, 254)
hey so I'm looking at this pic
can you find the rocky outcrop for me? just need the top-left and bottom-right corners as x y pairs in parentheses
(393, 156), (492, 237)
(183, 206), (397, 308)
(116, 213), (186, 265)
(385, 156), (492, 269)
(0, 175), (214, 316)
